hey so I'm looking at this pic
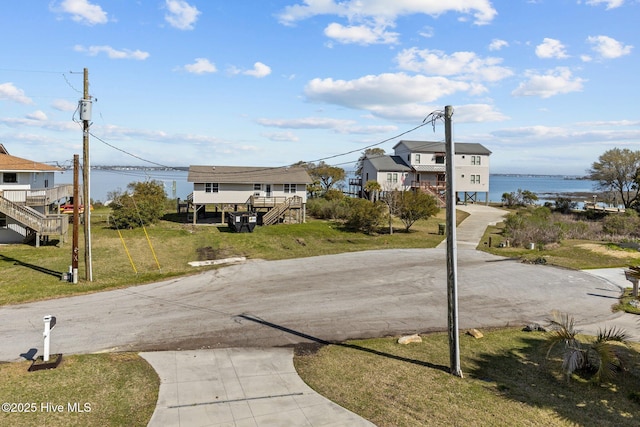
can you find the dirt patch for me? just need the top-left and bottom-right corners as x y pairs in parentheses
(293, 342), (326, 356)
(196, 246), (236, 261)
(577, 243), (638, 259)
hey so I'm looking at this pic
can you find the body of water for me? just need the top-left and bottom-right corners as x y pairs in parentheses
(56, 168), (190, 203)
(56, 169), (600, 205)
(488, 174), (598, 204)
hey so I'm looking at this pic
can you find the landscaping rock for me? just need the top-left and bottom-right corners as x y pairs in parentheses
(466, 329), (484, 339)
(398, 334), (422, 345)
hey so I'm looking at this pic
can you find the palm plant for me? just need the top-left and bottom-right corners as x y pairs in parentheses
(545, 311), (629, 383)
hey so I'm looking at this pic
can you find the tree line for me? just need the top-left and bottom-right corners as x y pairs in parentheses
(105, 146), (640, 234)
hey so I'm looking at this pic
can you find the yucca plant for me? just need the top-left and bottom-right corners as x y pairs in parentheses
(545, 311), (629, 383)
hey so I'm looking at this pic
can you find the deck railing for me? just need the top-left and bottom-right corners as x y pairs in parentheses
(0, 196), (68, 236)
(1, 184), (74, 206)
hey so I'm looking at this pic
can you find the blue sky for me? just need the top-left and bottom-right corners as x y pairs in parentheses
(0, 0), (638, 175)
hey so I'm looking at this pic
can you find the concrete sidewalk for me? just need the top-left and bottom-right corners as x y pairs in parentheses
(141, 348), (375, 427)
(580, 268), (640, 341)
(437, 203), (507, 250)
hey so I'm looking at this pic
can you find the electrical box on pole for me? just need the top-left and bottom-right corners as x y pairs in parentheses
(79, 99), (92, 121)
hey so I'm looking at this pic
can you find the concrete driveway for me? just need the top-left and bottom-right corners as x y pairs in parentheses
(0, 204), (631, 362)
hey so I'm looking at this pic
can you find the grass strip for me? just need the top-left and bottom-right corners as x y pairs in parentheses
(0, 353), (159, 427)
(294, 329), (640, 427)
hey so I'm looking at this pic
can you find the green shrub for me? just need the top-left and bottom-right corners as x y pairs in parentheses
(307, 197), (349, 220)
(344, 198), (384, 234)
(602, 210), (640, 237)
(109, 180), (167, 229)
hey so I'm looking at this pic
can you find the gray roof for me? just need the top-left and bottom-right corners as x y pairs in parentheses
(414, 165), (446, 172)
(393, 140), (492, 155)
(188, 165), (312, 184)
(366, 155), (411, 172)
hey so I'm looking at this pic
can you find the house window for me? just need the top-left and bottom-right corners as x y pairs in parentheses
(254, 183), (261, 191)
(387, 173), (392, 182)
(435, 155), (445, 164)
(284, 183), (296, 193)
(415, 154), (421, 164)
(205, 183), (219, 193)
(3, 173), (17, 183)
(471, 156), (481, 165)
(470, 175), (480, 184)
(387, 173), (398, 183)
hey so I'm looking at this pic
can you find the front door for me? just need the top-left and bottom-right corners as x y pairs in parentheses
(266, 184), (272, 197)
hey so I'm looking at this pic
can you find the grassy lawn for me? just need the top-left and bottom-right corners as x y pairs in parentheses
(294, 329), (640, 427)
(0, 207), (451, 306)
(0, 353), (158, 427)
(478, 222), (640, 270)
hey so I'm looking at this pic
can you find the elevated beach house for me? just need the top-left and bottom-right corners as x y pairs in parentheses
(187, 165), (312, 225)
(0, 144), (72, 245)
(359, 140), (491, 205)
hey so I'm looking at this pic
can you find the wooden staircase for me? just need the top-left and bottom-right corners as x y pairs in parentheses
(0, 191), (69, 244)
(414, 183), (446, 207)
(261, 196), (302, 226)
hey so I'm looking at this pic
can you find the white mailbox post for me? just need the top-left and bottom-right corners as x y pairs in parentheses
(43, 315), (57, 362)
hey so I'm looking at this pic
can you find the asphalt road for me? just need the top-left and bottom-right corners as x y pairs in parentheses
(0, 246), (625, 362)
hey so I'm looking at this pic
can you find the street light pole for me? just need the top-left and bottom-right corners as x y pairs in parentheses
(444, 105), (463, 377)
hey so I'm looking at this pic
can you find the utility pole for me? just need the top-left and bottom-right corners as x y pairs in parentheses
(444, 105), (462, 377)
(72, 154), (79, 284)
(81, 68), (93, 281)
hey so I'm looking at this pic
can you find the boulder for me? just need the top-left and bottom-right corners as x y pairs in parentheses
(466, 329), (484, 339)
(398, 334), (422, 345)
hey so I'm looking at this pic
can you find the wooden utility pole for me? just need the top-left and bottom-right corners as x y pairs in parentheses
(82, 68), (93, 281)
(444, 105), (462, 377)
(72, 154), (79, 284)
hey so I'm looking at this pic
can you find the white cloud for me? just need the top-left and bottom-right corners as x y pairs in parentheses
(363, 102), (508, 123)
(277, 0), (497, 26)
(51, 99), (77, 112)
(489, 39), (509, 51)
(26, 111), (48, 121)
(419, 26), (434, 38)
(451, 104), (510, 123)
(74, 45), (150, 60)
(243, 62), (272, 78)
(183, 58), (217, 74)
(261, 132), (300, 142)
(492, 124), (640, 146)
(55, 0), (108, 25)
(277, 0), (496, 45)
(587, 35), (633, 59)
(395, 48), (513, 82)
(324, 22), (399, 45)
(258, 117), (356, 130)
(512, 67), (586, 98)
(164, 0), (200, 30)
(0, 82), (34, 105)
(535, 38), (569, 59)
(0, 117), (78, 132)
(585, 0), (625, 9)
(305, 73), (474, 109)
(257, 117), (397, 134)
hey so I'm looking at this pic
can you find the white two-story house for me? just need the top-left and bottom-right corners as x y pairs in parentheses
(0, 144), (71, 245)
(187, 165), (312, 225)
(360, 140), (491, 205)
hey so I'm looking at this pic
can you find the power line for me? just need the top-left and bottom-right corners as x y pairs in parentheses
(84, 120), (435, 177)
